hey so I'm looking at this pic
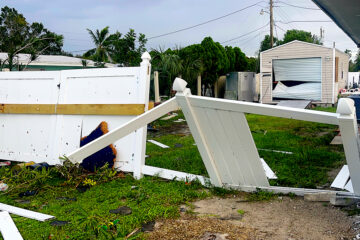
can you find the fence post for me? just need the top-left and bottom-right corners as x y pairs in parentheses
(154, 71), (160, 103)
(337, 98), (360, 195)
(133, 52), (151, 179)
(197, 75), (201, 96)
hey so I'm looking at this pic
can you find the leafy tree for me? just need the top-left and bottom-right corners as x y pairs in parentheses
(225, 46), (236, 71)
(84, 26), (113, 64)
(352, 49), (360, 72)
(84, 27), (147, 67)
(260, 35), (279, 52)
(200, 37), (229, 85)
(111, 29), (147, 66)
(247, 57), (258, 73)
(259, 30), (321, 53)
(0, 6), (63, 71)
(233, 47), (248, 71)
(280, 29), (322, 45)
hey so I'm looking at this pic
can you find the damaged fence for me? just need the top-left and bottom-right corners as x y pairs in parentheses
(0, 52), (151, 170)
(67, 78), (360, 197)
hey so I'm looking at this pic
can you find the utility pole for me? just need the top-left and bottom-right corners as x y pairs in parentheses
(270, 0), (274, 48)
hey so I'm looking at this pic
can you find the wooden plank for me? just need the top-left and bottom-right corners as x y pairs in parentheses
(147, 140), (170, 148)
(0, 104), (145, 115)
(0, 211), (23, 240)
(0, 104), (55, 114)
(66, 97), (179, 163)
(56, 104), (145, 115)
(142, 165), (207, 185)
(0, 203), (54, 222)
(188, 96), (339, 125)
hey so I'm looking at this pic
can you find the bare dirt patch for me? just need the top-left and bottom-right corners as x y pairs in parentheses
(146, 196), (355, 240)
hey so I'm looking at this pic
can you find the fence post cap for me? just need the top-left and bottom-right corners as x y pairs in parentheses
(173, 78), (188, 92)
(337, 98), (355, 115)
(141, 52), (151, 62)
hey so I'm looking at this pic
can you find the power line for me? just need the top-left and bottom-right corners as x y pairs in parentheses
(147, 1), (265, 40)
(221, 22), (270, 44)
(276, 1), (320, 10)
(276, 20), (332, 24)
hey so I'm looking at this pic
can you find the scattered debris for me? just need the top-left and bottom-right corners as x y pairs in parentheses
(148, 140), (170, 148)
(331, 165), (353, 193)
(173, 118), (186, 123)
(50, 220), (69, 227)
(0, 211), (23, 240)
(260, 158), (277, 179)
(161, 113), (178, 120)
(27, 162), (50, 171)
(258, 148), (293, 154)
(109, 206), (132, 215)
(13, 161), (35, 170)
(174, 143), (183, 148)
(201, 232), (229, 240)
(0, 182), (8, 191)
(76, 186), (90, 193)
(19, 190), (37, 197)
(147, 124), (158, 132)
(80, 121), (117, 172)
(55, 197), (77, 201)
(14, 200), (30, 204)
(141, 221), (155, 232)
(0, 161), (11, 167)
(330, 135), (342, 145)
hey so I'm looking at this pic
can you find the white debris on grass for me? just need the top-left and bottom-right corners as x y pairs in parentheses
(148, 140), (170, 149)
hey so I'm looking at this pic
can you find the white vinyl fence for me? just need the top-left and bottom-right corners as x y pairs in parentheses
(0, 52), (151, 169)
(67, 78), (360, 196)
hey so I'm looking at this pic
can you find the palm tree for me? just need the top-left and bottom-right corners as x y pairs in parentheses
(84, 26), (113, 63)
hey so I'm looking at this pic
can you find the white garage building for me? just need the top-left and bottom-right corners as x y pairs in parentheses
(260, 40), (349, 105)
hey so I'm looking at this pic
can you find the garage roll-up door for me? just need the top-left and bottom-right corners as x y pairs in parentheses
(273, 57), (321, 82)
(273, 57), (321, 101)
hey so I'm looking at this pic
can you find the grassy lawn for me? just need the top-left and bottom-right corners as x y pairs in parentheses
(0, 107), (345, 239)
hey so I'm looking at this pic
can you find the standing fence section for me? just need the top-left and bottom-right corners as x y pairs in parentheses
(0, 52), (151, 169)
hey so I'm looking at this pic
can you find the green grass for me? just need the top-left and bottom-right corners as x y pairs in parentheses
(0, 172), (208, 239)
(0, 107), (345, 239)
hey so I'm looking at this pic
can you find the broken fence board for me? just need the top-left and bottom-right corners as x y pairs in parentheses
(0, 211), (23, 240)
(331, 165), (350, 189)
(66, 98), (179, 163)
(147, 140), (170, 149)
(344, 180), (354, 193)
(142, 165), (207, 185)
(260, 158), (277, 179)
(0, 203), (54, 222)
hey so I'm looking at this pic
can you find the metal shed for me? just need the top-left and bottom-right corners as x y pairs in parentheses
(260, 40), (349, 105)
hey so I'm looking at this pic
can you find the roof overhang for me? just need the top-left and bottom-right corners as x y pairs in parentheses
(312, 0), (360, 47)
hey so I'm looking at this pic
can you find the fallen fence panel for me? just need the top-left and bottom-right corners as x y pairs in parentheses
(0, 211), (23, 240)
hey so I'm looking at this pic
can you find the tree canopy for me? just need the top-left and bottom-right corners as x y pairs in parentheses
(84, 27), (147, 67)
(260, 29), (322, 52)
(151, 36), (253, 96)
(0, 6), (64, 70)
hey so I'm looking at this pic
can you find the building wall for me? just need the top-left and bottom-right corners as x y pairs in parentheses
(260, 41), (335, 104)
(335, 50), (349, 102)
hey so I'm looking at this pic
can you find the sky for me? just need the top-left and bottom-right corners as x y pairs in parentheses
(1, 0), (358, 59)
